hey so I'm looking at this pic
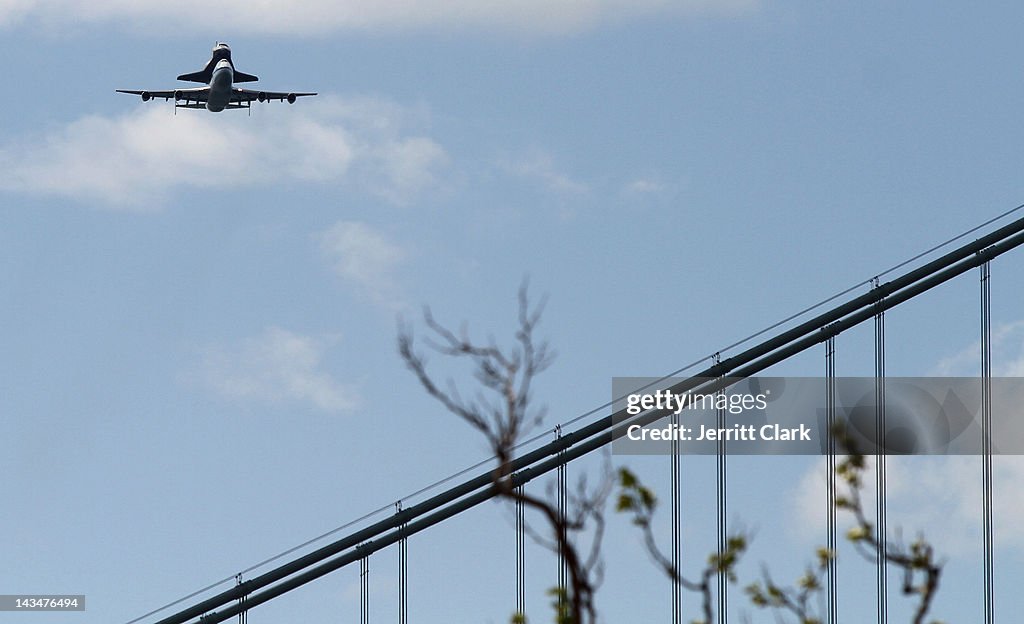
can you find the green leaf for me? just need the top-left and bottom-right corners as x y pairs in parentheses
(619, 467), (638, 488)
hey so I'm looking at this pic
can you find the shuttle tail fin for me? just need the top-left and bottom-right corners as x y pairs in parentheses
(177, 69), (212, 83)
(233, 70), (259, 83)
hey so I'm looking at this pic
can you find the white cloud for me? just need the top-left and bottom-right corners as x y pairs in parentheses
(197, 327), (359, 412)
(317, 220), (406, 308)
(0, 96), (447, 208)
(368, 137), (451, 206)
(623, 177), (666, 195)
(934, 320), (1024, 376)
(792, 455), (1024, 556)
(0, 0), (761, 34)
(501, 151), (589, 195)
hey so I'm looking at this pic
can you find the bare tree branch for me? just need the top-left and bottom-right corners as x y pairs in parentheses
(399, 283), (604, 624)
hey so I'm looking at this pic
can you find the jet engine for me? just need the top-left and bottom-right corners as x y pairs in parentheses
(174, 90), (183, 101)
(257, 92), (267, 102)
(141, 91), (151, 102)
(287, 93), (296, 104)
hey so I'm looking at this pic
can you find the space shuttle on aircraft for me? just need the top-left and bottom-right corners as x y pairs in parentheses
(117, 42), (316, 112)
(176, 42), (259, 85)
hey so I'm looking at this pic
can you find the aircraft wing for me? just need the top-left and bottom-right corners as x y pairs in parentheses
(116, 87), (209, 103)
(234, 88), (317, 103)
(115, 87), (316, 108)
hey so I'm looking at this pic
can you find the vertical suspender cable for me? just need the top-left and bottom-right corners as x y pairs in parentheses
(516, 485), (525, 620)
(555, 425), (567, 612)
(359, 554), (369, 624)
(670, 411), (681, 624)
(397, 503), (408, 624)
(981, 261), (995, 624)
(873, 280), (888, 624)
(714, 353), (728, 623)
(234, 575), (246, 624)
(826, 337), (838, 624)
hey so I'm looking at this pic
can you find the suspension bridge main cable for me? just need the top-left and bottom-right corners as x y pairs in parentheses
(135, 205), (1024, 624)
(172, 220), (1024, 624)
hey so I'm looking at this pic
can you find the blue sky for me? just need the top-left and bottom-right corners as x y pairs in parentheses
(3, 1), (1024, 623)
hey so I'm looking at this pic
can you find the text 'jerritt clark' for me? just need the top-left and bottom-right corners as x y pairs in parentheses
(626, 422), (811, 442)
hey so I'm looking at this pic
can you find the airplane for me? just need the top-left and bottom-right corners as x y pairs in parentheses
(117, 42), (316, 113)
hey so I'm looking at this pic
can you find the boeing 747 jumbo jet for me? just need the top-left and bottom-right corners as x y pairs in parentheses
(117, 43), (316, 112)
